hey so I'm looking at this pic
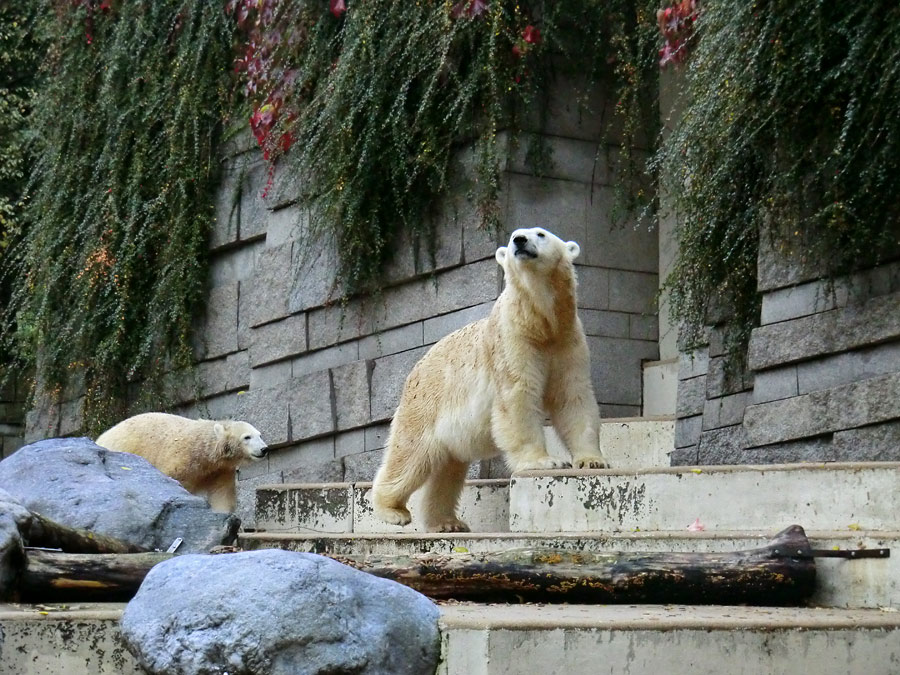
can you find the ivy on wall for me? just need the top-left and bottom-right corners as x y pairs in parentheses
(657, 0), (900, 352)
(5, 0), (234, 433)
(3, 0), (659, 433)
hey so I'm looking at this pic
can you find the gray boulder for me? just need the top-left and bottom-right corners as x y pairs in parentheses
(121, 549), (441, 675)
(0, 437), (239, 553)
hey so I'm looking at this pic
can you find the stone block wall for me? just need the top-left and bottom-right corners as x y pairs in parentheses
(673, 226), (900, 466)
(0, 376), (25, 460)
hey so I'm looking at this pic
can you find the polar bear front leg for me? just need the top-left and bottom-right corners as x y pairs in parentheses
(420, 458), (471, 532)
(492, 391), (572, 472)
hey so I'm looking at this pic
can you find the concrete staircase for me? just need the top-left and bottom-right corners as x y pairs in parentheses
(238, 418), (900, 673)
(4, 418), (900, 674)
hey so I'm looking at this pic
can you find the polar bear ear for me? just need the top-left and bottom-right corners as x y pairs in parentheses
(213, 422), (225, 441)
(565, 241), (581, 261)
(495, 246), (508, 265)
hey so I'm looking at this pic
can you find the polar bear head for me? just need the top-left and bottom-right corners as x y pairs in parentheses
(215, 420), (268, 462)
(494, 227), (580, 276)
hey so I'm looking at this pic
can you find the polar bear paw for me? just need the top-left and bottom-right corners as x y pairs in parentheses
(515, 456), (572, 472)
(431, 518), (471, 533)
(573, 456), (608, 469)
(375, 505), (412, 527)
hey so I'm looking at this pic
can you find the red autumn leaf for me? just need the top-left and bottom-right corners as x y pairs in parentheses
(512, 43), (523, 59)
(523, 25), (541, 44)
(330, 0), (346, 18)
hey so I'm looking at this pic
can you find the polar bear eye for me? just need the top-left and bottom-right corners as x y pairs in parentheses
(537, 232), (545, 238)
(243, 434), (252, 441)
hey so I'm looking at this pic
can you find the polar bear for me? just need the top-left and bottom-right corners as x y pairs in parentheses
(95, 412), (268, 513)
(372, 226), (606, 532)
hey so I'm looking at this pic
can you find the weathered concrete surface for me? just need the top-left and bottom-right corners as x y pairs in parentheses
(0, 604), (144, 675)
(641, 360), (677, 416)
(509, 463), (900, 534)
(594, 417), (675, 470)
(0, 438), (240, 553)
(239, 529), (900, 609)
(120, 550), (440, 675)
(438, 603), (900, 675)
(255, 480), (509, 534)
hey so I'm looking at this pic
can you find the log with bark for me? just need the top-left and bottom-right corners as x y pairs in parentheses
(334, 525), (818, 606)
(23, 512), (150, 554)
(11, 525), (826, 605)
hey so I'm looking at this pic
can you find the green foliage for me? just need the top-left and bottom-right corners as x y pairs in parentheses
(0, 4), (39, 258)
(658, 0), (900, 351)
(234, 0), (659, 296)
(6, 1), (234, 433)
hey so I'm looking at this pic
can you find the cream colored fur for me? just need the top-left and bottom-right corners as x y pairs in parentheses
(372, 227), (606, 532)
(95, 412), (268, 513)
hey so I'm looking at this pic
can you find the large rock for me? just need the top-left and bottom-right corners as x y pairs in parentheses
(0, 437), (239, 553)
(121, 549), (441, 675)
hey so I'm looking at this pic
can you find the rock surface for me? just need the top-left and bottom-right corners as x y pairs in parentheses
(0, 437), (239, 553)
(121, 549), (441, 675)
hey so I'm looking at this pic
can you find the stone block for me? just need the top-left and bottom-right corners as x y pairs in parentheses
(608, 270), (658, 314)
(249, 313), (308, 367)
(245, 242), (293, 327)
(702, 391), (751, 431)
(265, 205), (304, 248)
(211, 161), (244, 250)
(238, 160), (277, 241)
(331, 360), (372, 430)
(696, 425), (747, 465)
(675, 375), (706, 417)
(358, 323), (424, 360)
(292, 342), (359, 378)
(365, 423), (392, 452)
(761, 279), (847, 325)
(503, 173), (588, 240)
(580, 309), (629, 338)
(521, 72), (608, 142)
(629, 314), (658, 341)
(743, 372), (900, 446)
(249, 360), (292, 391)
(505, 134), (611, 185)
(370, 347), (428, 422)
(599, 404), (641, 418)
(748, 291), (900, 371)
(24, 398), (60, 443)
(668, 446), (698, 466)
(752, 366), (798, 404)
(674, 415), (702, 448)
(334, 428), (366, 458)
(225, 351), (252, 392)
(383, 215), (463, 284)
(576, 266), (610, 310)
(423, 302), (492, 344)
(268, 436), (336, 473)
(209, 241), (263, 288)
(195, 283), (239, 360)
(757, 226), (831, 293)
(289, 370), (335, 442)
(307, 301), (370, 351)
(678, 348), (709, 380)
(832, 421), (900, 461)
(342, 449), (384, 483)
(462, 216), (503, 264)
(582, 196), (658, 274)
(741, 436), (836, 464)
(282, 458), (344, 484)
(234, 453), (273, 480)
(705, 356), (753, 399)
(587, 336), (659, 407)
(235, 384), (290, 446)
(289, 236), (341, 313)
(796, 341), (900, 396)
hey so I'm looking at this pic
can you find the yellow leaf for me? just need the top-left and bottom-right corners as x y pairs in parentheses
(452, 546), (469, 553)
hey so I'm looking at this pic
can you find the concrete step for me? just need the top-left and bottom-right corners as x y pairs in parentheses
(5, 602), (900, 675)
(238, 529), (900, 609)
(641, 358), (678, 416)
(255, 479), (510, 534)
(438, 603), (900, 675)
(510, 462), (900, 533)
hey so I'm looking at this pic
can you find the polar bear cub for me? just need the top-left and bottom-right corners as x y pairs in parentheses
(372, 227), (606, 532)
(96, 412), (268, 513)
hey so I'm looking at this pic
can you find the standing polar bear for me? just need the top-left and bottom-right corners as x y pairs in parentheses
(372, 226), (606, 532)
(95, 412), (268, 513)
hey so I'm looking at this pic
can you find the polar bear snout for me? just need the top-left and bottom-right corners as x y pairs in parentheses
(512, 234), (538, 259)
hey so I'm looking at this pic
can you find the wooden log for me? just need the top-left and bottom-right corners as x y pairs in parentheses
(24, 512), (150, 554)
(333, 525), (817, 606)
(18, 550), (173, 602)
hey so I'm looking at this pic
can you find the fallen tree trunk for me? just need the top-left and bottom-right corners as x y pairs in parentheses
(24, 513), (150, 554)
(18, 550), (173, 602)
(13, 525), (818, 605)
(335, 525), (817, 606)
